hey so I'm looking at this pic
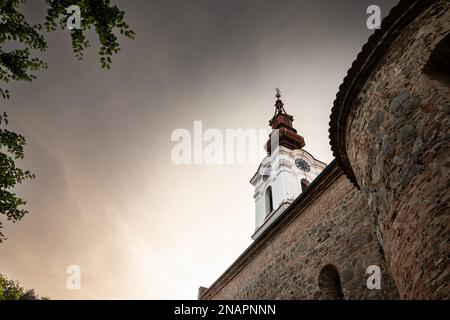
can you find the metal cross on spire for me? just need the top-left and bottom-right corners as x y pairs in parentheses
(274, 87), (288, 116)
(275, 87), (281, 99)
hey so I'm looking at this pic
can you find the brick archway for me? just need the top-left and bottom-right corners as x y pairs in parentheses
(318, 264), (345, 300)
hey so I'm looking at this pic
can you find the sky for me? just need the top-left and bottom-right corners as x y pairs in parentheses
(0, 0), (398, 299)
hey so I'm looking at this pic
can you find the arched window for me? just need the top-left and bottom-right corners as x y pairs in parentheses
(318, 264), (345, 300)
(265, 186), (273, 216)
(423, 34), (450, 86)
(301, 179), (310, 192)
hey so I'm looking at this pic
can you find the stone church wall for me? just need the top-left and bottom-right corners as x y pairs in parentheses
(344, 2), (449, 299)
(202, 163), (399, 299)
(203, 0), (449, 300)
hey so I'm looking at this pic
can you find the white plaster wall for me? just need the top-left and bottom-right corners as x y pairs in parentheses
(251, 146), (327, 232)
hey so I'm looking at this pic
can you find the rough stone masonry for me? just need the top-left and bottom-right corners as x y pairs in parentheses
(201, 0), (449, 300)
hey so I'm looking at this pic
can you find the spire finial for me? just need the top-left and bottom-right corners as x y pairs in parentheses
(275, 87), (281, 99)
(266, 88), (304, 154)
(273, 87), (288, 116)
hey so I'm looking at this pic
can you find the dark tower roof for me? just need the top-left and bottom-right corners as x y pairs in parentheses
(266, 89), (305, 155)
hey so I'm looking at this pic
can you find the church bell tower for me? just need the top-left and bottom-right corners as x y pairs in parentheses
(250, 89), (327, 239)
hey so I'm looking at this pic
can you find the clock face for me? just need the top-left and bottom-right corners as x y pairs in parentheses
(295, 158), (311, 172)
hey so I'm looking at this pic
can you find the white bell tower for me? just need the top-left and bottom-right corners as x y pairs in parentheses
(250, 89), (327, 239)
